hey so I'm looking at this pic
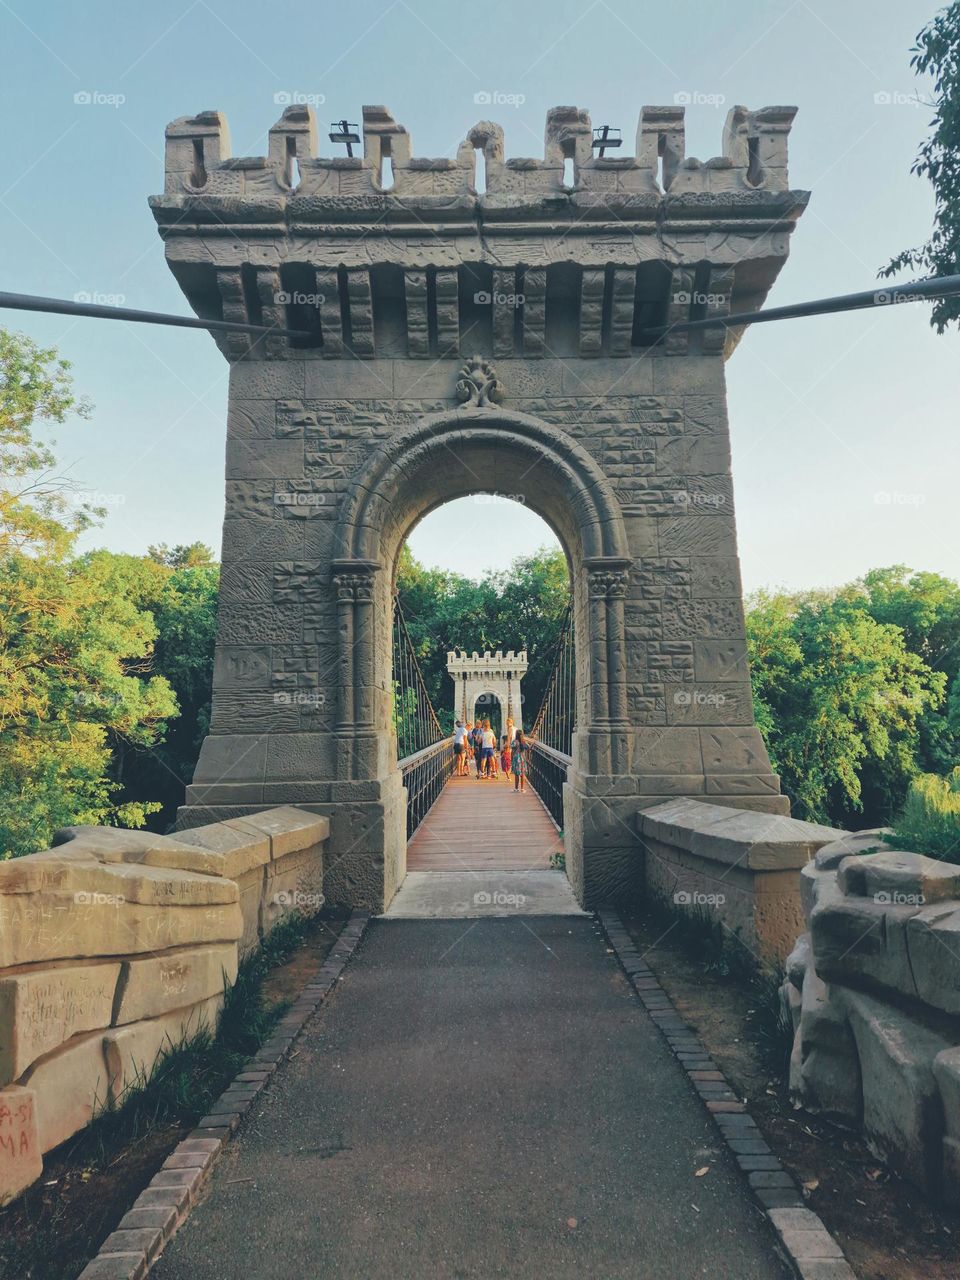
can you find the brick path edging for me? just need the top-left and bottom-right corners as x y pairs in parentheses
(597, 910), (857, 1280)
(76, 910), (371, 1280)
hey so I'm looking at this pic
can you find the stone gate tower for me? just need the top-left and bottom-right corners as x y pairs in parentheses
(152, 101), (808, 910)
(447, 649), (528, 730)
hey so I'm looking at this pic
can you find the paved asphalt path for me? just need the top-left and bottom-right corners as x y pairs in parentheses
(153, 918), (790, 1279)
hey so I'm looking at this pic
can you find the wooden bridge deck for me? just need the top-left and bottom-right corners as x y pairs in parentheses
(406, 774), (563, 872)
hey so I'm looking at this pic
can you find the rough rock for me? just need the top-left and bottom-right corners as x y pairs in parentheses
(838, 849), (960, 905)
(841, 987), (950, 1193)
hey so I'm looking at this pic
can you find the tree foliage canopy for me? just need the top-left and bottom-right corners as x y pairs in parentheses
(0, 329), (189, 856)
(746, 570), (954, 825)
(882, 0), (960, 331)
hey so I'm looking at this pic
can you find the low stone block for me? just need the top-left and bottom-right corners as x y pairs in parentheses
(115, 945), (237, 1025)
(0, 961), (120, 1084)
(21, 1031), (110, 1153)
(0, 866), (241, 968)
(229, 806), (329, 859)
(0, 1084), (42, 1205)
(171, 820), (270, 881)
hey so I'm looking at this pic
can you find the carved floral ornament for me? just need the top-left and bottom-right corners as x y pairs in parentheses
(587, 568), (630, 598)
(455, 355), (504, 408)
(333, 570), (376, 602)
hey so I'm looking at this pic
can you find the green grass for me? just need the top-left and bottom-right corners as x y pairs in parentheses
(887, 766), (960, 863)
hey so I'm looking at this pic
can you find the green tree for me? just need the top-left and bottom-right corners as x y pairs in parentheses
(747, 589), (945, 825)
(106, 554), (219, 829)
(148, 541), (216, 568)
(0, 329), (178, 857)
(881, 1), (960, 332)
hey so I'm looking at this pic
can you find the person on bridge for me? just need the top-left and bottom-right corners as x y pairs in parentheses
(480, 719), (497, 778)
(453, 720), (468, 777)
(470, 721), (484, 779)
(500, 734), (512, 779)
(512, 728), (528, 793)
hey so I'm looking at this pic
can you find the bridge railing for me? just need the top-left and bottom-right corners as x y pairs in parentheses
(392, 596), (451, 838)
(528, 604), (574, 830)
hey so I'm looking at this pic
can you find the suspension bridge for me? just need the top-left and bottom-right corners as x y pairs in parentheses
(388, 597), (576, 900)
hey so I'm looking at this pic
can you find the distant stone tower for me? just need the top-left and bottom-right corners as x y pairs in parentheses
(152, 100), (808, 910)
(447, 649), (528, 731)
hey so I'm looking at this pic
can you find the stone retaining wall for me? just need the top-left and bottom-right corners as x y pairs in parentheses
(0, 806), (327, 1205)
(782, 834), (960, 1203)
(637, 799), (840, 962)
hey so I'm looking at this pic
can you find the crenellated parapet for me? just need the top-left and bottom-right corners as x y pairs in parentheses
(156, 102), (799, 204)
(447, 649), (528, 675)
(151, 101), (808, 363)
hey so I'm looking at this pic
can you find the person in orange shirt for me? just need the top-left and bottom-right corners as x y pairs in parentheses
(500, 733), (512, 779)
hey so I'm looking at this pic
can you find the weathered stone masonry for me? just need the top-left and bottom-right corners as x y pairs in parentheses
(151, 101), (809, 911)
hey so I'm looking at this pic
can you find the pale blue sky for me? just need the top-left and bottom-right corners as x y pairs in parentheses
(0, 0), (953, 591)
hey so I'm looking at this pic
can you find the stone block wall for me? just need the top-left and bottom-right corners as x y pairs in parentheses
(638, 798), (840, 962)
(0, 806), (327, 1205)
(783, 836), (960, 1203)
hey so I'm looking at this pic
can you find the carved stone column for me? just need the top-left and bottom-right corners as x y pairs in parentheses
(583, 558), (633, 773)
(331, 560), (380, 777)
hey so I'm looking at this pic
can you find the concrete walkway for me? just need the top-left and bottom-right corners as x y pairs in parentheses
(152, 918), (789, 1280)
(385, 869), (584, 917)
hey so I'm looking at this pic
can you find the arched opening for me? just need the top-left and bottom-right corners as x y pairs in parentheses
(472, 692), (502, 737)
(333, 407), (632, 900)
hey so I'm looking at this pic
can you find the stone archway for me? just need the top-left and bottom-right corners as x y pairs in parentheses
(331, 405), (634, 905)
